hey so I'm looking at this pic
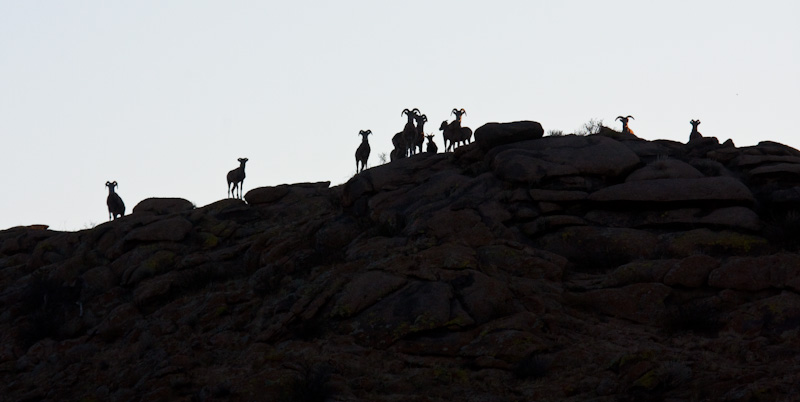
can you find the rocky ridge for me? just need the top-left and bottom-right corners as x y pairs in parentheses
(2, 122), (800, 401)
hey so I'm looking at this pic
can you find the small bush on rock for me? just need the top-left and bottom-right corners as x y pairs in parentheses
(575, 118), (604, 136)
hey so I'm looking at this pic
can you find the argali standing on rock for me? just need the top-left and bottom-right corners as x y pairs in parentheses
(425, 134), (438, 154)
(441, 108), (473, 151)
(690, 119), (702, 141)
(355, 129), (372, 173)
(616, 115), (635, 134)
(105, 181), (125, 221)
(413, 113), (428, 155)
(401, 108), (421, 157)
(227, 157), (248, 200)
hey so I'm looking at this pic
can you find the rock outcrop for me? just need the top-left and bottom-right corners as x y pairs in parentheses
(3, 125), (800, 401)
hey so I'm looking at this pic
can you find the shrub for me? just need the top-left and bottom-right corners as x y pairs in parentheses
(575, 118), (604, 136)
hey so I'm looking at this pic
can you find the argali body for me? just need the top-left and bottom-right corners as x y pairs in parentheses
(413, 113), (428, 155)
(355, 129), (372, 173)
(105, 181), (125, 221)
(690, 119), (702, 141)
(227, 157), (248, 199)
(425, 134), (438, 154)
(616, 115), (635, 134)
(441, 108), (473, 151)
(401, 108), (421, 156)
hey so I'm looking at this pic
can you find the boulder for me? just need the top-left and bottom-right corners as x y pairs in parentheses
(731, 154), (800, 168)
(769, 186), (800, 204)
(453, 270), (515, 324)
(588, 177), (754, 204)
(490, 135), (641, 184)
(331, 271), (407, 318)
(585, 206), (762, 231)
(521, 215), (588, 237)
(244, 185), (290, 205)
(708, 253), (800, 291)
(133, 198), (194, 215)
(602, 259), (677, 287)
(619, 140), (673, 159)
(749, 163), (800, 178)
(534, 226), (659, 269)
(124, 217), (193, 243)
(658, 229), (770, 258)
(417, 243), (479, 271)
(491, 151), (578, 184)
(726, 292), (800, 337)
(352, 281), (466, 347)
(625, 159), (704, 181)
(474, 121), (544, 151)
(579, 283), (672, 325)
(663, 255), (719, 288)
(686, 136), (722, 157)
(755, 141), (800, 156)
(529, 189), (588, 202)
(477, 244), (566, 280)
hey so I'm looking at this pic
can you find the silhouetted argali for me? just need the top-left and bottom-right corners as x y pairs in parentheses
(440, 108), (473, 151)
(401, 108), (421, 157)
(105, 181), (125, 221)
(227, 157), (248, 199)
(451, 108), (472, 148)
(616, 115), (635, 134)
(355, 129), (372, 173)
(412, 113), (428, 155)
(690, 119), (702, 141)
(425, 134), (438, 154)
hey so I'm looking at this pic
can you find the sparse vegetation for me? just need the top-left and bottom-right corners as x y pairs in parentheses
(547, 129), (564, 136)
(575, 118), (604, 136)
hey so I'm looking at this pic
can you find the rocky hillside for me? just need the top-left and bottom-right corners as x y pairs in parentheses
(3, 122), (800, 401)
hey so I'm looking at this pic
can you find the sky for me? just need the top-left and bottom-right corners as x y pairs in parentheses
(1, 0), (798, 231)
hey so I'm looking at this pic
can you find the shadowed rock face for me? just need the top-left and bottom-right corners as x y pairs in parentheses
(4, 125), (800, 401)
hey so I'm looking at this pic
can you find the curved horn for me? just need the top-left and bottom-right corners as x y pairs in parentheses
(411, 108), (420, 115)
(451, 108), (459, 116)
(106, 181), (111, 187)
(616, 116), (624, 121)
(461, 108), (467, 116)
(627, 115), (635, 120)
(401, 108), (410, 117)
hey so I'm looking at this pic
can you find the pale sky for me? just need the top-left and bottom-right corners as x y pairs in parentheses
(1, 1), (798, 231)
